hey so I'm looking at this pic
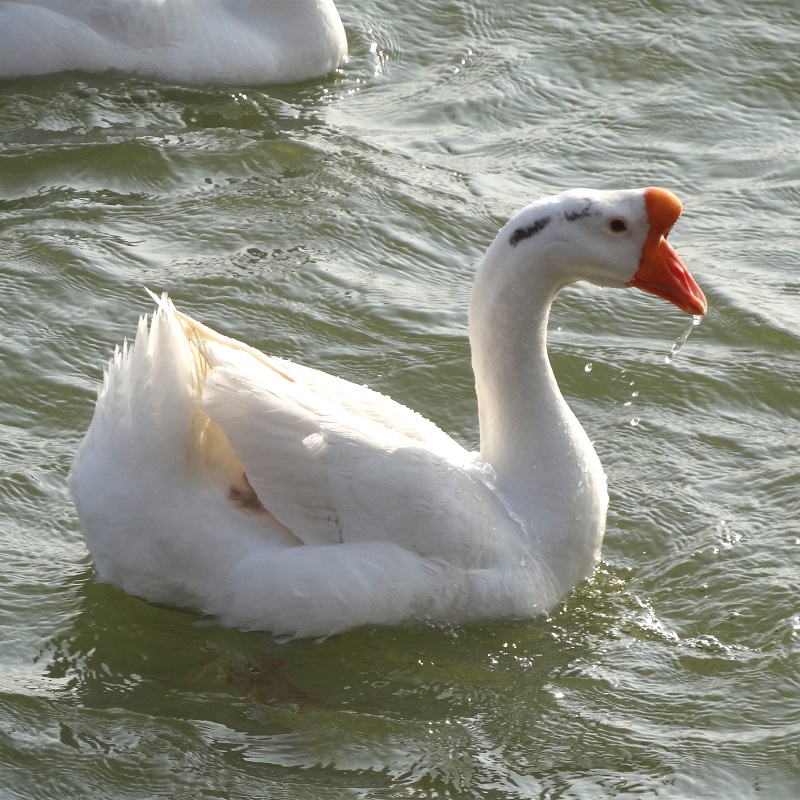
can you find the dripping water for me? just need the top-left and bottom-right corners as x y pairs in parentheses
(665, 315), (703, 364)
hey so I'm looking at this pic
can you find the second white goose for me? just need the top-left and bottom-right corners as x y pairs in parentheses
(0, 0), (347, 84)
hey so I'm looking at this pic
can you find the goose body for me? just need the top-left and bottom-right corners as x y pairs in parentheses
(0, 0), (347, 84)
(70, 188), (706, 638)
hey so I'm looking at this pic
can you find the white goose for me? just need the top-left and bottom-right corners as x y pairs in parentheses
(70, 188), (706, 638)
(0, 0), (347, 84)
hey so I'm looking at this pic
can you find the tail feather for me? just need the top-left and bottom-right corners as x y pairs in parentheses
(70, 292), (285, 606)
(145, 288), (295, 383)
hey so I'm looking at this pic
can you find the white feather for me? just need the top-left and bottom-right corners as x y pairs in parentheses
(70, 188), (705, 637)
(0, 0), (347, 84)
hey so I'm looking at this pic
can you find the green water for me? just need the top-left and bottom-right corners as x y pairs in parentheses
(1, 0), (799, 797)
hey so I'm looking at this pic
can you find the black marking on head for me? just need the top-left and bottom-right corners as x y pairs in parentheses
(564, 202), (594, 222)
(509, 215), (551, 247)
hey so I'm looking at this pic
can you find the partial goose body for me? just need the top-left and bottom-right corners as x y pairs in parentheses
(70, 188), (706, 638)
(0, 0), (347, 84)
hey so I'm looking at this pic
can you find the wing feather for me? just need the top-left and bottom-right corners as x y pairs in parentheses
(200, 341), (522, 567)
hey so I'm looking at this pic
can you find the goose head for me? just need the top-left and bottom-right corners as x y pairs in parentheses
(469, 188), (706, 565)
(474, 187), (707, 319)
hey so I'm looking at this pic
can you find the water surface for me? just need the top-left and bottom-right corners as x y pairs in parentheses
(1, 1), (799, 797)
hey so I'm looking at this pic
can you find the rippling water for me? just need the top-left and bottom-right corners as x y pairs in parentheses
(1, 1), (799, 797)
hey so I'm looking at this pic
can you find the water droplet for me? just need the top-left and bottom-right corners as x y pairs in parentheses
(665, 315), (702, 364)
(584, 363), (593, 372)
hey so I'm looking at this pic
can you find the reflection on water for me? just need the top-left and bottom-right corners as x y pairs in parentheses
(30, 570), (591, 793)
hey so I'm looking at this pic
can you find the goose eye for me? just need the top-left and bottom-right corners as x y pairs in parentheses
(609, 218), (628, 233)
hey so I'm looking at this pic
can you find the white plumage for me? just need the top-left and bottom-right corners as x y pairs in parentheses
(0, 0), (347, 84)
(70, 188), (706, 638)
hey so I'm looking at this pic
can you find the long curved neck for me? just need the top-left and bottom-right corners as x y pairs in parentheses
(471, 284), (559, 474)
(469, 250), (607, 588)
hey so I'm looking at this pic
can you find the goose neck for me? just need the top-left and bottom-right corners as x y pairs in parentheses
(469, 266), (563, 478)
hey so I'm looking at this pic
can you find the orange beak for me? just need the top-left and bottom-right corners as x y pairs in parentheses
(628, 187), (707, 316)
